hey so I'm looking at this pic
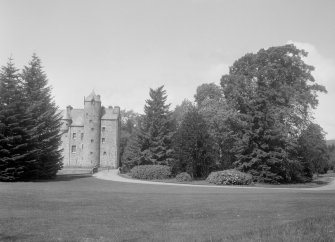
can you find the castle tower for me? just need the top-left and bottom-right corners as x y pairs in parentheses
(83, 91), (101, 167)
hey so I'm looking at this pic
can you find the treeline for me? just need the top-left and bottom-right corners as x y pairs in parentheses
(0, 55), (62, 181)
(120, 44), (331, 184)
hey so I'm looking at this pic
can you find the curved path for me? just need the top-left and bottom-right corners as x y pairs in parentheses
(94, 169), (335, 191)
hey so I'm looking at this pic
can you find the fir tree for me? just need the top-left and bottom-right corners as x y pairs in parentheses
(21, 54), (62, 178)
(0, 59), (37, 181)
(139, 86), (175, 165)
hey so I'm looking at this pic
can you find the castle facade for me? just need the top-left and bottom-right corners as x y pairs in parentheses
(60, 91), (120, 169)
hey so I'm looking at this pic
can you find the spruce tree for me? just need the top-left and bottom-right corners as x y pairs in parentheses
(139, 86), (175, 165)
(21, 54), (62, 178)
(0, 59), (37, 181)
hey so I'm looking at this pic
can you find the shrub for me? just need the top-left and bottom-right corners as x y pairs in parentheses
(176, 172), (192, 182)
(206, 169), (252, 185)
(130, 165), (171, 180)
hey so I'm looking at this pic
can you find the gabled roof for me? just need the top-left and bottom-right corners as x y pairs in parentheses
(60, 109), (84, 126)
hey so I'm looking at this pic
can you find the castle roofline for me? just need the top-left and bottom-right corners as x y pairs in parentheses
(85, 90), (101, 102)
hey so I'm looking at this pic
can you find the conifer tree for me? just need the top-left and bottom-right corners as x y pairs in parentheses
(21, 54), (62, 178)
(173, 108), (214, 178)
(139, 86), (175, 165)
(0, 59), (37, 181)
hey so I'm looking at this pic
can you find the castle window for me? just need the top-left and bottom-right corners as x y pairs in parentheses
(81, 133), (84, 140)
(91, 139), (94, 143)
(102, 138), (105, 144)
(71, 145), (76, 153)
(72, 133), (76, 139)
(102, 127), (106, 132)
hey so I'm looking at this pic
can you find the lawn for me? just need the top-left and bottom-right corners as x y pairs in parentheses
(1, 174), (335, 242)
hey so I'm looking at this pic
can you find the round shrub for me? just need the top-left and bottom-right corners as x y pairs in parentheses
(206, 169), (252, 185)
(130, 165), (171, 180)
(175, 172), (192, 182)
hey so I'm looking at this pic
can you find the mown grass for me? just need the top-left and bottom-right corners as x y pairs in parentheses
(1, 174), (335, 241)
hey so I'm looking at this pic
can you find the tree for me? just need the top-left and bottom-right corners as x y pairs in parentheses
(21, 54), (62, 179)
(173, 108), (214, 178)
(0, 59), (37, 181)
(121, 129), (142, 172)
(220, 44), (326, 183)
(172, 99), (194, 128)
(194, 83), (222, 106)
(298, 123), (329, 177)
(138, 86), (175, 165)
(119, 109), (141, 162)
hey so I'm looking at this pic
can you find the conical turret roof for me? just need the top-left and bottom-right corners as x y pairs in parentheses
(85, 90), (101, 102)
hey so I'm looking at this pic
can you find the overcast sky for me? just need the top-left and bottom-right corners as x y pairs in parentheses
(1, 0), (335, 139)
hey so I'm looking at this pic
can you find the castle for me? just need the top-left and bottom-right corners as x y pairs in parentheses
(60, 91), (120, 169)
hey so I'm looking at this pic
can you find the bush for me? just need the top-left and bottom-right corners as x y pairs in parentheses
(176, 172), (192, 182)
(130, 165), (171, 180)
(206, 169), (252, 185)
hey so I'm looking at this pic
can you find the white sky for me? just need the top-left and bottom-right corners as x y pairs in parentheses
(1, 0), (335, 139)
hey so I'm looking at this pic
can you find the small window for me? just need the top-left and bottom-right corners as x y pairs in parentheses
(91, 127), (94, 131)
(71, 145), (76, 153)
(103, 151), (107, 155)
(90, 152), (93, 155)
(81, 144), (83, 149)
(102, 127), (106, 132)
(72, 133), (76, 139)
(102, 138), (105, 144)
(81, 133), (84, 140)
(89, 120), (92, 123)
(91, 139), (94, 143)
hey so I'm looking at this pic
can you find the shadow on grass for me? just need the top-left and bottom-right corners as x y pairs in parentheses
(32, 173), (92, 183)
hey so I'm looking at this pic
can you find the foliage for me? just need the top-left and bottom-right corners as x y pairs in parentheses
(130, 165), (171, 180)
(206, 169), (253, 185)
(328, 144), (335, 171)
(220, 44), (326, 183)
(194, 83), (222, 106)
(21, 54), (63, 179)
(138, 86), (175, 165)
(196, 83), (244, 169)
(172, 108), (214, 178)
(172, 99), (194, 128)
(175, 172), (192, 182)
(119, 109), (141, 163)
(298, 123), (330, 176)
(120, 129), (142, 173)
(0, 59), (37, 181)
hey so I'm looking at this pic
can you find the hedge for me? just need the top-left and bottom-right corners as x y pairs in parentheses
(206, 169), (252, 185)
(175, 172), (192, 182)
(130, 165), (171, 180)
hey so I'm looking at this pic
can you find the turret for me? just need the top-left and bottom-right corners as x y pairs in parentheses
(61, 105), (72, 133)
(83, 90), (101, 167)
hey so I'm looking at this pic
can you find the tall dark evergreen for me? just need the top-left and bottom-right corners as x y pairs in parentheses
(139, 86), (175, 165)
(0, 59), (37, 181)
(21, 54), (62, 178)
(173, 108), (214, 178)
